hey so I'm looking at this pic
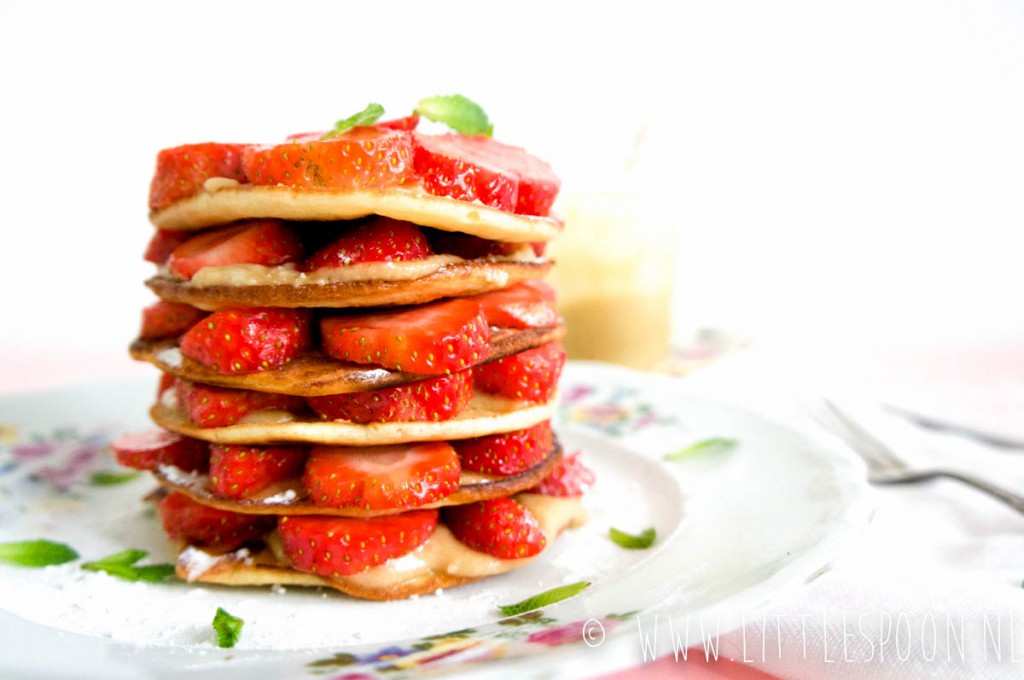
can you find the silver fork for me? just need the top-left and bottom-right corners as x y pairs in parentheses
(814, 399), (1024, 515)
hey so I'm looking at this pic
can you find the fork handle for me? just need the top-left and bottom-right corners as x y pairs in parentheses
(878, 471), (1024, 515)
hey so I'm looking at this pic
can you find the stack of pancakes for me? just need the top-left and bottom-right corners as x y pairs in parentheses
(119, 117), (590, 600)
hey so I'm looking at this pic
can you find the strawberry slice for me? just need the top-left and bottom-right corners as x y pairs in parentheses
(244, 127), (415, 191)
(157, 371), (176, 398)
(443, 498), (546, 559)
(139, 301), (206, 341)
(167, 220), (304, 280)
(300, 218), (432, 272)
(278, 510), (438, 576)
(427, 231), (518, 260)
(111, 429), (208, 472)
(528, 450), (595, 497)
(320, 298), (489, 375)
(303, 442), (460, 510)
(307, 369), (473, 424)
(179, 308), (312, 374)
(376, 115), (420, 131)
(475, 281), (558, 329)
(209, 444), (308, 499)
(149, 142), (249, 211)
(454, 421), (552, 476)
(143, 229), (191, 264)
(159, 491), (274, 549)
(413, 134), (560, 216)
(474, 342), (565, 402)
(176, 379), (305, 428)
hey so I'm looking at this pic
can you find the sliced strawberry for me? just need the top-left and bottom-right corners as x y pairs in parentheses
(209, 444), (308, 499)
(474, 342), (565, 403)
(139, 301), (206, 341)
(278, 510), (438, 576)
(167, 220), (304, 280)
(528, 450), (595, 497)
(176, 379), (305, 428)
(159, 491), (274, 549)
(303, 442), (460, 510)
(454, 422), (553, 476)
(300, 218), (432, 272)
(505, 146), (561, 217)
(157, 372), (176, 398)
(376, 115), (420, 131)
(307, 369), (473, 424)
(320, 298), (489, 375)
(179, 308), (312, 374)
(111, 429), (208, 472)
(149, 142), (249, 211)
(143, 229), (191, 264)
(443, 497), (546, 559)
(475, 281), (558, 329)
(244, 127), (415, 191)
(427, 230), (518, 260)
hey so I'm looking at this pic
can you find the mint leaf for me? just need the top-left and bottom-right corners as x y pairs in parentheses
(0, 540), (78, 567)
(321, 103), (385, 140)
(90, 470), (139, 486)
(415, 94), (493, 136)
(82, 549), (176, 583)
(665, 437), (739, 461)
(498, 581), (590, 617)
(213, 607), (244, 648)
(609, 527), (657, 549)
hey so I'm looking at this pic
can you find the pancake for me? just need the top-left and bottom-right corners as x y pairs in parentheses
(146, 258), (552, 310)
(151, 392), (557, 446)
(151, 181), (564, 243)
(130, 324), (564, 396)
(173, 493), (587, 600)
(153, 438), (562, 517)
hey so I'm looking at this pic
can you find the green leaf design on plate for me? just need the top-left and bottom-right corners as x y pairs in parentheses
(664, 437), (738, 461)
(212, 607), (244, 648)
(90, 470), (139, 486)
(0, 540), (78, 567)
(609, 526), (657, 549)
(415, 94), (493, 136)
(82, 549), (176, 583)
(498, 581), (590, 617)
(321, 102), (386, 140)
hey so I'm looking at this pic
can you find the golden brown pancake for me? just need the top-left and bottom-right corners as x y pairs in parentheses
(131, 324), (564, 396)
(153, 439), (562, 517)
(151, 182), (563, 243)
(147, 258), (552, 310)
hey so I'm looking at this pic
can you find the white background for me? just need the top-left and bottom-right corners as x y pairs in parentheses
(2, 0), (1023, 366)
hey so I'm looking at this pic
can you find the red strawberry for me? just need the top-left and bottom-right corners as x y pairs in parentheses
(475, 281), (558, 329)
(307, 369), (473, 424)
(209, 444), (308, 499)
(474, 342), (565, 402)
(303, 442), (460, 510)
(454, 422), (553, 476)
(320, 298), (489, 375)
(167, 220), (304, 280)
(376, 115), (420, 131)
(176, 379), (305, 428)
(443, 498), (546, 559)
(139, 301), (206, 341)
(300, 218), (432, 272)
(159, 491), (274, 549)
(149, 142), (249, 211)
(278, 510), (438, 576)
(143, 229), (191, 264)
(111, 429), (208, 472)
(179, 308), (312, 374)
(244, 127), (415, 191)
(528, 451), (595, 497)
(413, 134), (560, 216)
(427, 231), (518, 260)
(157, 371), (176, 398)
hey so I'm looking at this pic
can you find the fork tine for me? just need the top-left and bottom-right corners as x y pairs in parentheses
(819, 399), (907, 472)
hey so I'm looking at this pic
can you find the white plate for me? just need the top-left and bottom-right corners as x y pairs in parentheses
(0, 362), (871, 679)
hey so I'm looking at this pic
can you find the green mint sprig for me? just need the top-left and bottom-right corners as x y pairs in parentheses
(664, 437), (739, 461)
(498, 581), (590, 617)
(82, 549), (176, 583)
(90, 470), (140, 486)
(0, 540), (78, 567)
(321, 102), (386, 140)
(415, 94), (493, 136)
(213, 607), (244, 648)
(609, 527), (657, 550)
